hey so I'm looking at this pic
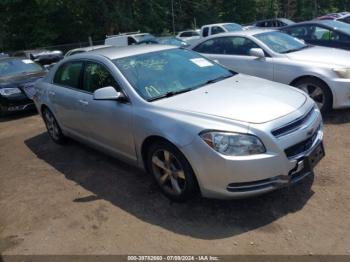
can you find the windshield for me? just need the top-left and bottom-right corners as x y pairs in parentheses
(223, 23), (242, 32)
(113, 49), (234, 101)
(0, 58), (43, 78)
(324, 20), (350, 34)
(255, 31), (308, 53)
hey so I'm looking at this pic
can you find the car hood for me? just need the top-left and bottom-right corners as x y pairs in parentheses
(0, 71), (46, 87)
(286, 46), (350, 67)
(155, 74), (307, 124)
(0, 71), (46, 85)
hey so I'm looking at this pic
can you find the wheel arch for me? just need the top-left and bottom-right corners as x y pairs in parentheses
(40, 104), (49, 116)
(289, 75), (333, 108)
(141, 135), (175, 173)
(140, 135), (201, 197)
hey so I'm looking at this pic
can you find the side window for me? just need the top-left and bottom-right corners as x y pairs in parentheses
(284, 26), (309, 39)
(202, 27), (209, 37)
(266, 21), (274, 27)
(343, 17), (350, 24)
(128, 37), (136, 45)
(338, 32), (350, 41)
(211, 26), (225, 35)
(225, 37), (260, 56)
(310, 26), (338, 41)
(193, 38), (227, 54)
(83, 62), (119, 93)
(180, 32), (192, 37)
(53, 61), (83, 89)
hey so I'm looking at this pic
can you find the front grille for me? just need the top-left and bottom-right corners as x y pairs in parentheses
(284, 128), (319, 158)
(272, 107), (315, 137)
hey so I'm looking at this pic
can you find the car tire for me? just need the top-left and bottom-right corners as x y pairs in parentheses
(293, 77), (332, 113)
(146, 140), (198, 202)
(42, 108), (66, 144)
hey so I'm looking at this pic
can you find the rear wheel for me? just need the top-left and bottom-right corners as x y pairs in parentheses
(42, 108), (66, 144)
(293, 77), (332, 113)
(146, 140), (198, 202)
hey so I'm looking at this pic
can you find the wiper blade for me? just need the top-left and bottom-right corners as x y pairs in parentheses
(148, 87), (194, 102)
(281, 45), (311, 54)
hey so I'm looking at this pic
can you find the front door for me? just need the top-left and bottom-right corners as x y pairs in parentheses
(78, 61), (136, 162)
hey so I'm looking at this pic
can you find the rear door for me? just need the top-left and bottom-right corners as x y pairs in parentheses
(193, 36), (274, 80)
(50, 61), (84, 134)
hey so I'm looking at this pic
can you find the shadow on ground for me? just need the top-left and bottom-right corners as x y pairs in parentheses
(324, 109), (350, 124)
(0, 111), (37, 123)
(25, 132), (314, 240)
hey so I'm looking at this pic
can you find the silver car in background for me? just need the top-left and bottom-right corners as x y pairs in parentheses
(191, 29), (350, 112)
(33, 45), (324, 201)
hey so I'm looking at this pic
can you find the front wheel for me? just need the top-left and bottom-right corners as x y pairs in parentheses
(293, 78), (332, 113)
(42, 108), (66, 144)
(146, 141), (198, 202)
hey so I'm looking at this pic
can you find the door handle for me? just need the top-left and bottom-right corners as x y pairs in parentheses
(48, 91), (55, 96)
(78, 99), (89, 106)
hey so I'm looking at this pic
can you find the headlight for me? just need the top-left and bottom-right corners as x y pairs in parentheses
(333, 68), (350, 79)
(0, 87), (22, 96)
(200, 131), (266, 156)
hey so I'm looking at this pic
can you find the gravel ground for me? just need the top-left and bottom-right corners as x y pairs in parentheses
(0, 110), (350, 255)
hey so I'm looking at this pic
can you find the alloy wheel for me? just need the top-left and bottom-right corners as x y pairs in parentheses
(151, 149), (186, 196)
(298, 83), (325, 110)
(44, 110), (60, 141)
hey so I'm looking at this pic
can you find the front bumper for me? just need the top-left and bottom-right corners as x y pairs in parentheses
(180, 106), (324, 199)
(0, 94), (35, 115)
(328, 78), (350, 109)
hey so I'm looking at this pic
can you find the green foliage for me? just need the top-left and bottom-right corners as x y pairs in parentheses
(1, 0), (350, 51)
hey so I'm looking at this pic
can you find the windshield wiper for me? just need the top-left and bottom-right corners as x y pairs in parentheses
(204, 74), (233, 85)
(148, 87), (194, 102)
(147, 74), (234, 102)
(281, 45), (311, 54)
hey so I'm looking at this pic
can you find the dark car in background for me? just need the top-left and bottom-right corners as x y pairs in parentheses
(316, 12), (350, 24)
(244, 18), (295, 29)
(0, 57), (46, 116)
(281, 20), (350, 51)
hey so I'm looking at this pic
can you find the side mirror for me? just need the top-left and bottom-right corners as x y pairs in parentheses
(93, 86), (126, 101)
(249, 48), (265, 59)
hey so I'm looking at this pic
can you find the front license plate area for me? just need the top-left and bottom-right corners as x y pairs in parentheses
(305, 142), (325, 170)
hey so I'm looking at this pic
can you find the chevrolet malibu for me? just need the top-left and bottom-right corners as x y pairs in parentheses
(33, 45), (324, 201)
(191, 29), (350, 112)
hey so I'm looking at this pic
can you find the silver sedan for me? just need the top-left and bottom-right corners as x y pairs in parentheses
(191, 29), (350, 112)
(33, 45), (324, 201)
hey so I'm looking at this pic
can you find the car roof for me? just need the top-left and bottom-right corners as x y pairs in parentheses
(69, 45), (110, 53)
(217, 28), (275, 37)
(284, 20), (350, 30)
(178, 30), (197, 33)
(201, 23), (239, 27)
(86, 45), (178, 60)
